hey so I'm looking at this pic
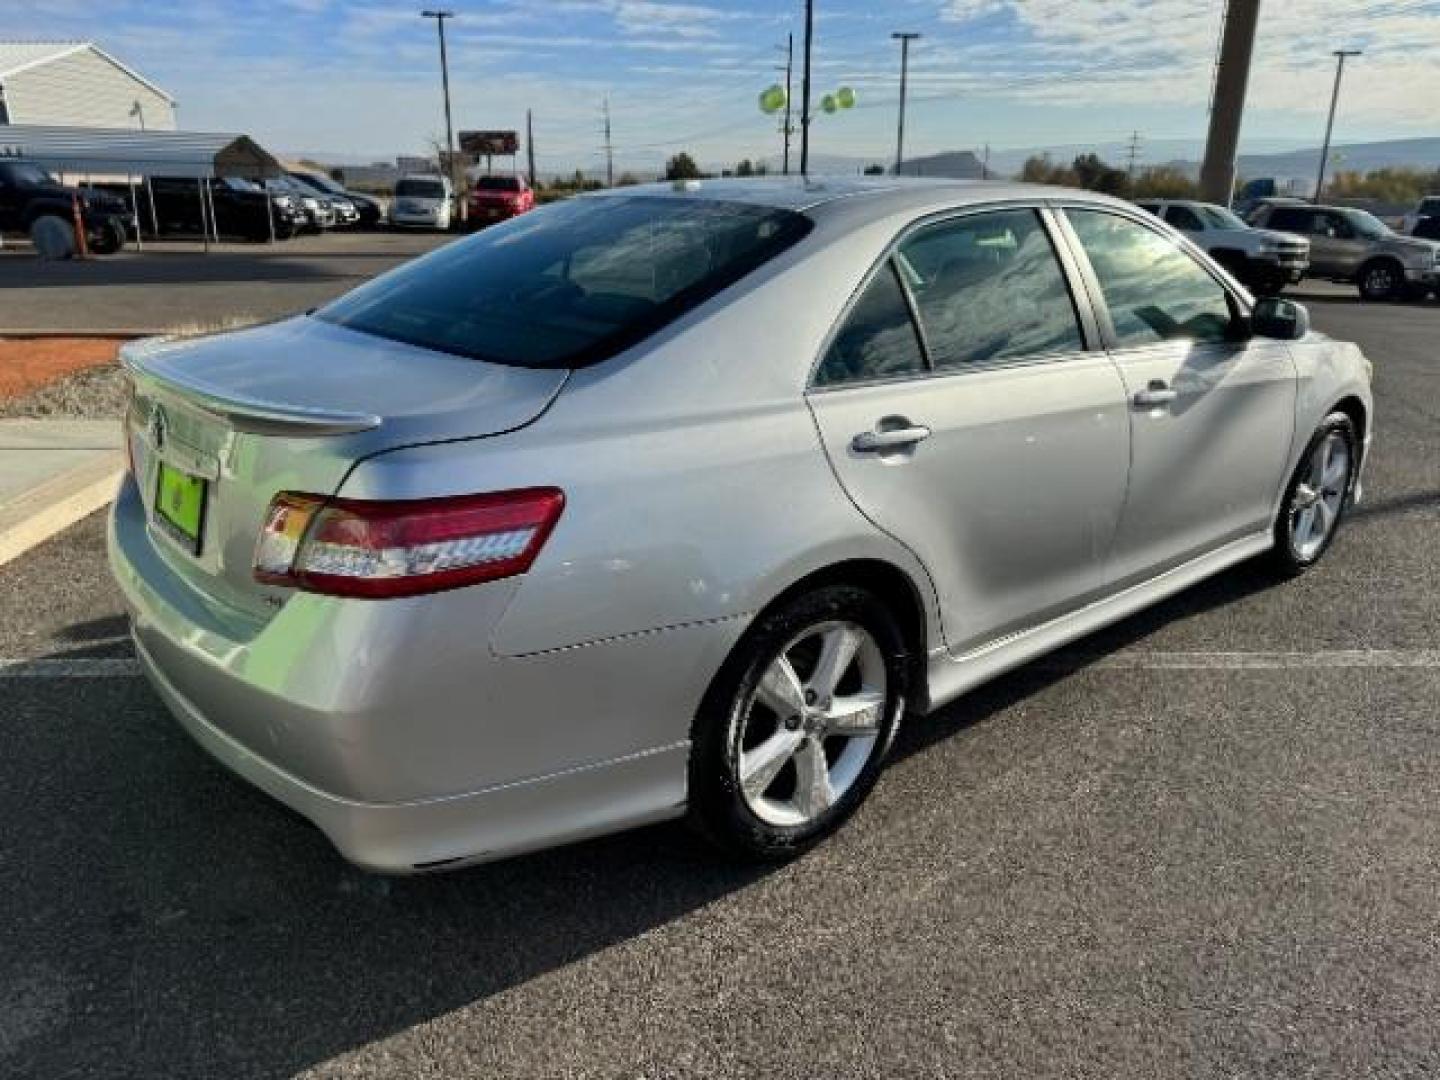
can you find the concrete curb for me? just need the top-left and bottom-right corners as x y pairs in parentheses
(0, 454), (123, 568)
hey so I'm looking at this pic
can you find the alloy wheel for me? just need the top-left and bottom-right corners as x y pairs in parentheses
(1289, 431), (1351, 561)
(1364, 265), (1397, 298)
(734, 620), (887, 828)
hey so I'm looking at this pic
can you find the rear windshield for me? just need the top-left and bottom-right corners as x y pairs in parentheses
(317, 195), (812, 369)
(476, 176), (522, 191)
(396, 178), (446, 198)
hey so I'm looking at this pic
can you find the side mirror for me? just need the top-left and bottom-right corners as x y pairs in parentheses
(1251, 296), (1310, 341)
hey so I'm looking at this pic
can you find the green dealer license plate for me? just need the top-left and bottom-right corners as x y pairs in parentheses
(155, 462), (207, 553)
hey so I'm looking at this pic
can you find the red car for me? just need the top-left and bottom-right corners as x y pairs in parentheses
(466, 175), (535, 226)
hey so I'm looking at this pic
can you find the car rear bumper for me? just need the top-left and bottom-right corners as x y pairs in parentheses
(107, 475), (734, 871)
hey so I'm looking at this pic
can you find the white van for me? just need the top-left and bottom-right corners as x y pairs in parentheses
(389, 174), (452, 230)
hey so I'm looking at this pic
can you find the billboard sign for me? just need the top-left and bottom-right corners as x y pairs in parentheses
(459, 130), (519, 156)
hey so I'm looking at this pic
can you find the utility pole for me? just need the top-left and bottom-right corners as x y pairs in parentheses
(982, 143), (990, 180)
(1315, 49), (1361, 203)
(602, 97), (614, 187)
(1125, 130), (1143, 181)
(421, 10), (460, 220)
(892, 31), (921, 175)
(781, 33), (794, 175)
(526, 108), (537, 187)
(800, 0), (814, 175)
(1199, 0), (1260, 206)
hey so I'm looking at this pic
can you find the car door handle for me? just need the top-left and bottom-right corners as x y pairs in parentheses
(851, 424), (932, 453)
(1132, 383), (1179, 408)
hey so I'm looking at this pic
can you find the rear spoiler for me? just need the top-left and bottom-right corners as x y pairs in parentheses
(120, 338), (381, 437)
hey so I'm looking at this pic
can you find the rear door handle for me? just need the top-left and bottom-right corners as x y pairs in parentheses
(1133, 382), (1179, 408)
(851, 424), (932, 453)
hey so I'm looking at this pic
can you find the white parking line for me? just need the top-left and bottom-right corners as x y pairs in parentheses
(2, 649), (1439, 679)
(1046, 649), (1440, 671)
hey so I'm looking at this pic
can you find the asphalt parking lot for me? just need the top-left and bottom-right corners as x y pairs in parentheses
(0, 231), (455, 333)
(1, 287), (1437, 1078)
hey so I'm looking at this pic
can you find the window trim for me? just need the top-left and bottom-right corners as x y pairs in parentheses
(806, 200), (1103, 393)
(1049, 201), (1252, 357)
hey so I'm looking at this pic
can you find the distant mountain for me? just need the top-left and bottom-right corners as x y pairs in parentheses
(1234, 138), (1440, 179)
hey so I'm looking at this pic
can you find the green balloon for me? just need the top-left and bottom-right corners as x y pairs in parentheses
(836, 86), (856, 109)
(821, 93), (837, 114)
(759, 84), (786, 114)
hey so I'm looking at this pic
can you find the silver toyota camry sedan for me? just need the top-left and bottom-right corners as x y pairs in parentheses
(110, 177), (1373, 872)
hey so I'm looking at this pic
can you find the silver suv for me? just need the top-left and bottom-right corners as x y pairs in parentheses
(1251, 202), (1440, 301)
(1137, 198), (1309, 295)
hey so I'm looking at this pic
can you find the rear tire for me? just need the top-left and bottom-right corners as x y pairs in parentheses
(687, 585), (909, 861)
(1268, 412), (1357, 576)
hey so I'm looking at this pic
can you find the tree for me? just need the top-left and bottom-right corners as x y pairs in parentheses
(616, 171), (641, 187)
(665, 152), (702, 181)
(735, 158), (755, 177)
(1130, 165), (1198, 199)
(863, 163), (885, 176)
(1071, 153), (1128, 195)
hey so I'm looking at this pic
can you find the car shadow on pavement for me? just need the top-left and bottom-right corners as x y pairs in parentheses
(2, 553), (1281, 1077)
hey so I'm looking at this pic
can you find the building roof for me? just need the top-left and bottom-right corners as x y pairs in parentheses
(0, 124), (280, 178)
(0, 40), (175, 103)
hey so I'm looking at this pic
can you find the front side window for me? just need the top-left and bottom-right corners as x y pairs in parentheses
(1066, 208), (1234, 348)
(1266, 207), (1312, 232)
(319, 196), (812, 369)
(814, 261), (925, 387)
(897, 208), (1084, 370)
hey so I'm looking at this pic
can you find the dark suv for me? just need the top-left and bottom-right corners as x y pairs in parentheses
(0, 160), (128, 253)
(134, 176), (305, 242)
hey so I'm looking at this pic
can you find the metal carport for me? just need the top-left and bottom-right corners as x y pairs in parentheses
(0, 124), (284, 249)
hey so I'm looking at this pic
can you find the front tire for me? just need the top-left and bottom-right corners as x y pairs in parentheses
(1269, 412), (1357, 576)
(1358, 259), (1405, 301)
(688, 585), (909, 861)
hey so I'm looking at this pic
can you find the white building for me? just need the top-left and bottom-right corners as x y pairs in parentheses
(0, 41), (176, 131)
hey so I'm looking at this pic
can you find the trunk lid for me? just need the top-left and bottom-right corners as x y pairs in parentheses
(123, 316), (568, 621)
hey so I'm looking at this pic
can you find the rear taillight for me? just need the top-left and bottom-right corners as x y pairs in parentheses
(254, 488), (564, 599)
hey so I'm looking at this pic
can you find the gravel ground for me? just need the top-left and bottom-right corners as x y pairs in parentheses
(0, 362), (129, 419)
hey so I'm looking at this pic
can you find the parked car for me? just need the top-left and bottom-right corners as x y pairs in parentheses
(130, 176), (305, 242)
(111, 179), (1373, 872)
(1136, 198), (1309, 294)
(1400, 196), (1440, 236)
(1249, 202), (1440, 300)
(466, 174), (535, 228)
(1414, 215), (1440, 242)
(262, 177), (334, 231)
(0, 159), (128, 253)
(389, 173), (452, 230)
(286, 171), (360, 227)
(288, 169), (384, 229)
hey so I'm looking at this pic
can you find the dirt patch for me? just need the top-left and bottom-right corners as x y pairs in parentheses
(0, 337), (124, 403)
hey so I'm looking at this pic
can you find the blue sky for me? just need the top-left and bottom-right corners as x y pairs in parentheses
(11, 1), (1440, 172)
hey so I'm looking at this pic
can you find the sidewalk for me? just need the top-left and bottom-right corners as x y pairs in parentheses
(0, 419), (123, 566)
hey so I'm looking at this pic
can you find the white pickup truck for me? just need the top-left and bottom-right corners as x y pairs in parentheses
(1136, 198), (1310, 295)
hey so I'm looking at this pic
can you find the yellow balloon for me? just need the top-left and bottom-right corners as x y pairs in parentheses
(758, 84), (786, 114)
(836, 86), (856, 109)
(821, 94), (837, 114)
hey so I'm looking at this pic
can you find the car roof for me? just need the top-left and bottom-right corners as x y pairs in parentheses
(581, 175), (1131, 220)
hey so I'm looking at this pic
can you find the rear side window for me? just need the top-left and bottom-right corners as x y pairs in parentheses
(476, 176), (522, 191)
(1066, 209), (1234, 348)
(897, 208), (1084, 370)
(318, 196), (812, 369)
(1163, 205), (1204, 231)
(814, 261), (925, 387)
(1266, 207), (1313, 232)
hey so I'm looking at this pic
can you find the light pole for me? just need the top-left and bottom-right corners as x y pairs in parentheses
(800, 0), (813, 176)
(892, 32), (920, 175)
(421, 9), (459, 217)
(1315, 49), (1361, 203)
